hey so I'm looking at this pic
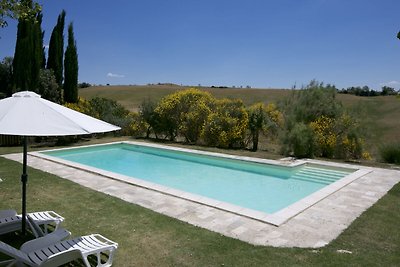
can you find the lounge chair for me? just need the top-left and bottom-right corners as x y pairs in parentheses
(0, 210), (64, 237)
(0, 228), (118, 267)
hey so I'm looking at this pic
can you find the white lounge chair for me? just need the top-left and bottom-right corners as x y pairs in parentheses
(0, 228), (118, 267)
(0, 210), (64, 237)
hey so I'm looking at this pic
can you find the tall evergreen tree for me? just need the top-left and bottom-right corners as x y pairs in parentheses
(31, 12), (44, 89)
(47, 10), (65, 86)
(64, 22), (78, 103)
(12, 0), (43, 91)
(0, 57), (14, 96)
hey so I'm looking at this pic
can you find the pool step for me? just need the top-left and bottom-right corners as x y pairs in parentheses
(302, 166), (350, 177)
(291, 166), (350, 185)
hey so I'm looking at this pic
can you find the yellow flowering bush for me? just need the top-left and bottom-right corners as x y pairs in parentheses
(64, 97), (94, 117)
(309, 113), (369, 160)
(129, 112), (149, 138)
(309, 116), (336, 157)
(154, 88), (214, 141)
(202, 98), (248, 148)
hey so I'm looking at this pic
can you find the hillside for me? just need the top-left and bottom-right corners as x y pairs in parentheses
(79, 84), (400, 157)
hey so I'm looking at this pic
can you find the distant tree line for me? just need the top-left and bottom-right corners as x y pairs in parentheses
(338, 85), (398, 96)
(0, 2), (78, 104)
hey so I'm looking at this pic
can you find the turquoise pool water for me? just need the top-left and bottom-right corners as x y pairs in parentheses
(43, 143), (354, 214)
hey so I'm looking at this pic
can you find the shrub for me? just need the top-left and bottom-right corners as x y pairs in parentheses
(333, 113), (366, 160)
(309, 113), (367, 160)
(88, 97), (134, 136)
(283, 122), (315, 158)
(37, 69), (61, 103)
(202, 99), (248, 148)
(64, 97), (137, 136)
(153, 88), (214, 141)
(129, 112), (148, 138)
(380, 143), (400, 164)
(309, 116), (336, 158)
(180, 100), (212, 143)
(64, 97), (92, 114)
(281, 80), (369, 160)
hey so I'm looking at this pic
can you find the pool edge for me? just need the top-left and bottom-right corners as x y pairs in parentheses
(30, 141), (371, 226)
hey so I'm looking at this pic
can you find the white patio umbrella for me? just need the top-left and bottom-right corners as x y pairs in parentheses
(0, 91), (121, 235)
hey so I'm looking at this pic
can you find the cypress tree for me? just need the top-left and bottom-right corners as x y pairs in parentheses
(13, 0), (43, 91)
(64, 22), (78, 103)
(13, 16), (31, 90)
(47, 10), (65, 87)
(31, 12), (44, 90)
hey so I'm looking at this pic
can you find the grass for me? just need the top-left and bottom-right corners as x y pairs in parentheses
(1, 140), (400, 266)
(79, 85), (400, 160)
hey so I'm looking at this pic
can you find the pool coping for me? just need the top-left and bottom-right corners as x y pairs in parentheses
(31, 141), (371, 226)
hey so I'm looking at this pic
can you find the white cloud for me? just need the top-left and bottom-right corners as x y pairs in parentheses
(107, 72), (125, 78)
(379, 81), (400, 88)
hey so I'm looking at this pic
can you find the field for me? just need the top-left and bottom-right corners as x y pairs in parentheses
(80, 84), (400, 159)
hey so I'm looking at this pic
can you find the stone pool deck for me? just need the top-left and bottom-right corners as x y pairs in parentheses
(3, 153), (400, 248)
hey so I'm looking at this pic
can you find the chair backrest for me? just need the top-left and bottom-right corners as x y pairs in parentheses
(0, 240), (35, 266)
(0, 216), (22, 236)
(0, 209), (17, 219)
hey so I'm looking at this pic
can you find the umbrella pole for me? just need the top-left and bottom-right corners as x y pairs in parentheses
(21, 136), (28, 235)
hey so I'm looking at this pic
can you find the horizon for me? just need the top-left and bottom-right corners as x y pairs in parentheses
(0, 0), (399, 90)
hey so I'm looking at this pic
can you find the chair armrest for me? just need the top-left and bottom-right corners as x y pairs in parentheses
(20, 228), (71, 253)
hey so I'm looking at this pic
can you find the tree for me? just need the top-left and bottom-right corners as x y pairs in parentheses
(63, 22), (78, 103)
(47, 10), (65, 86)
(397, 31), (400, 40)
(0, 0), (41, 28)
(0, 56), (13, 96)
(381, 86), (396, 96)
(37, 69), (60, 103)
(247, 103), (282, 151)
(139, 98), (157, 138)
(12, 4), (43, 91)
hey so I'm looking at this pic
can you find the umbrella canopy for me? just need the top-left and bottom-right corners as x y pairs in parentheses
(0, 91), (120, 136)
(0, 91), (121, 235)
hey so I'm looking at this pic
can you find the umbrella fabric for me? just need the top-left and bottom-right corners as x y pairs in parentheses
(0, 91), (120, 136)
(0, 91), (120, 235)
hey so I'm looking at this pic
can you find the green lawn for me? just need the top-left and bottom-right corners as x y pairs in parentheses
(1, 140), (399, 266)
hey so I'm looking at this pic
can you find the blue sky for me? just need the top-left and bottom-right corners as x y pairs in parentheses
(0, 0), (399, 89)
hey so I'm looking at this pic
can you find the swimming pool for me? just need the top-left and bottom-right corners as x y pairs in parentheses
(38, 142), (365, 225)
